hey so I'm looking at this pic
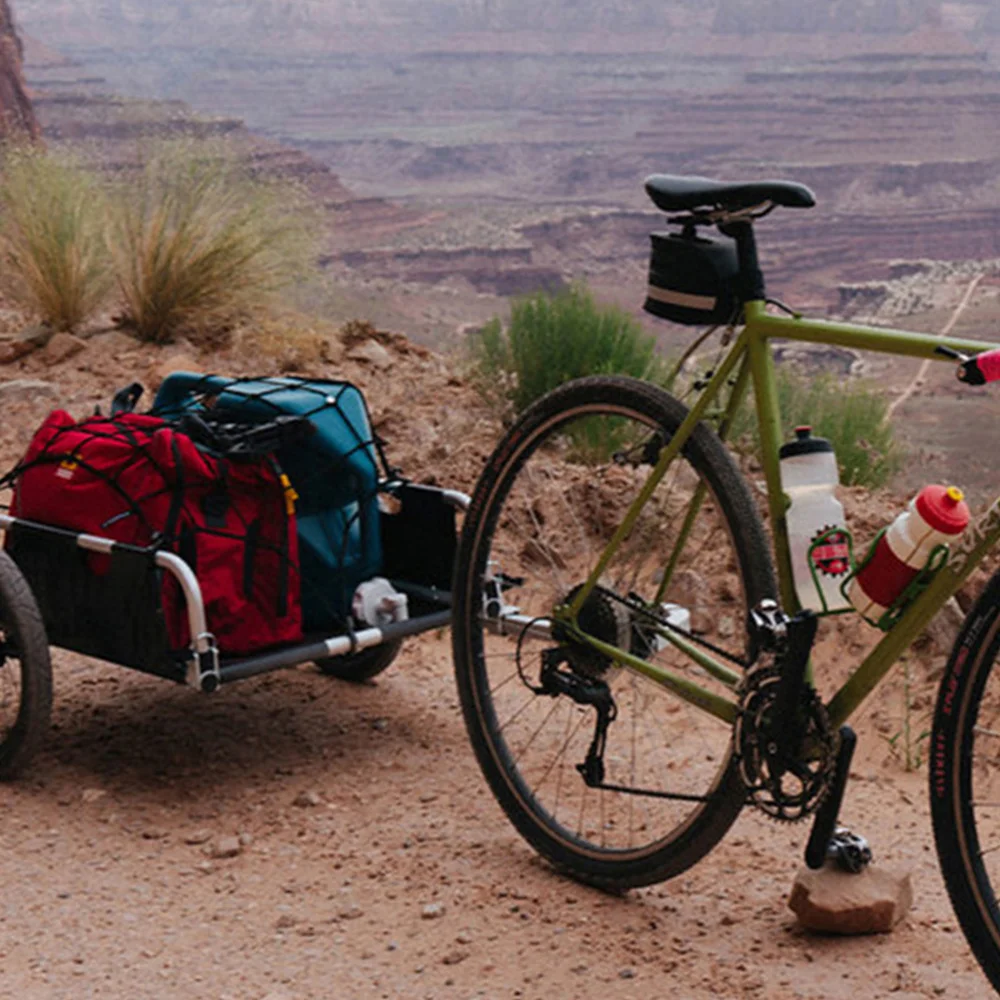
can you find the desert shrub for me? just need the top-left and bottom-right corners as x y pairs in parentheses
(728, 366), (902, 489)
(235, 310), (333, 373)
(471, 284), (672, 416)
(0, 146), (112, 331)
(112, 140), (314, 344)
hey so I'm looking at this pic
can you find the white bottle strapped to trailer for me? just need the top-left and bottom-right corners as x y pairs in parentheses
(780, 426), (851, 613)
(352, 577), (409, 627)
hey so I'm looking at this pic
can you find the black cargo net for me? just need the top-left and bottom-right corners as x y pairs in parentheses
(150, 374), (392, 633)
(0, 374), (393, 650)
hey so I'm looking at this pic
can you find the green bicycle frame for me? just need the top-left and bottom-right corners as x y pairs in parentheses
(561, 297), (1000, 729)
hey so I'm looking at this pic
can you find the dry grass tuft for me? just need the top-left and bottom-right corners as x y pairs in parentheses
(112, 140), (316, 345)
(0, 145), (112, 331)
(470, 283), (673, 417)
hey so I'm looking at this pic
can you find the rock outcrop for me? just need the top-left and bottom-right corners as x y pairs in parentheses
(0, 0), (38, 139)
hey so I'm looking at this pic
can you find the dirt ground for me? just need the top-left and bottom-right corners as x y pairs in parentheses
(0, 326), (995, 1000)
(0, 631), (991, 1000)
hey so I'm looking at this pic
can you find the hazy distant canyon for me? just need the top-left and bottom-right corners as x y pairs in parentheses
(16, 0), (1000, 325)
(13, 0), (1000, 40)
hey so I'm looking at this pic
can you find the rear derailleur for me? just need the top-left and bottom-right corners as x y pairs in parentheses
(538, 647), (617, 787)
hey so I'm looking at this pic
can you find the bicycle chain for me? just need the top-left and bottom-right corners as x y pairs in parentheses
(596, 585), (750, 669)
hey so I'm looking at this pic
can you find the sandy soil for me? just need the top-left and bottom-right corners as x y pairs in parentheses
(0, 327), (994, 1000)
(0, 631), (990, 1000)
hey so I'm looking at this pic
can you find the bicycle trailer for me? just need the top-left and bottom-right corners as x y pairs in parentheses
(0, 373), (467, 777)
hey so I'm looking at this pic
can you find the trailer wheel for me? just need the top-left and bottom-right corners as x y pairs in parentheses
(0, 549), (52, 779)
(315, 639), (403, 683)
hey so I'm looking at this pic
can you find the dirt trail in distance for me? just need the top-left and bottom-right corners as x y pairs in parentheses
(885, 274), (983, 422)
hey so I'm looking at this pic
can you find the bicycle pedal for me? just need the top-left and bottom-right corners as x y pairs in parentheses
(826, 827), (873, 874)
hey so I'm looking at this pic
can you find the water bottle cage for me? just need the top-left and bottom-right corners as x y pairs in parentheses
(804, 525), (856, 616)
(837, 526), (950, 632)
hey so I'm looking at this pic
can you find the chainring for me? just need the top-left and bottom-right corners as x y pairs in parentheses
(734, 663), (838, 823)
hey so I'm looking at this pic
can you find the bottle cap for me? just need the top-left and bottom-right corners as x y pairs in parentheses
(915, 484), (970, 535)
(779, 426), (833, 459)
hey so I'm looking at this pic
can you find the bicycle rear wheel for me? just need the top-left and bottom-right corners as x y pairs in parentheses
(452, 375), (775, 889)
(931, 570), (1000, 992)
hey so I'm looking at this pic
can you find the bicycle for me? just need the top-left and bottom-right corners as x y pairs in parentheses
(451, 173), (1000, 991)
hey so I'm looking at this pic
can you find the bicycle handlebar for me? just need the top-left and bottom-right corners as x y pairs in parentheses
(959, 348), (1000, 386)
(936, 345), (1000, 385)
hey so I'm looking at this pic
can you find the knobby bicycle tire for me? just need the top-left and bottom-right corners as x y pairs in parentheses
(931, 569), (1000, 993)
(452, 375), (776, 889)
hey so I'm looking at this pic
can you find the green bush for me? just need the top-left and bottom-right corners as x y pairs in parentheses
(112, 140), (314, 344)
(728, 367), (902, 489)
(472, 284), (672, 415)
(0, 146), (112, 331)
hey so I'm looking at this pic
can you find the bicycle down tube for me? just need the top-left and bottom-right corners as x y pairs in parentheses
(557, 297), (1000, 729)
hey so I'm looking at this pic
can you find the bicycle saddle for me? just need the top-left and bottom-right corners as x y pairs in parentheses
(645, 174), (816, 213)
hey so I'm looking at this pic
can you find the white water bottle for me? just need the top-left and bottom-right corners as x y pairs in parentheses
(780, 426), (851, 613)
(846, 485), (969, 621)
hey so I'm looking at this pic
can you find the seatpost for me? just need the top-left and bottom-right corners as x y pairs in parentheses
(720, 220), (766, 303)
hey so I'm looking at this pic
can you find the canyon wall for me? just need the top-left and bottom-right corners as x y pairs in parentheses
(0, 0), (37, 139)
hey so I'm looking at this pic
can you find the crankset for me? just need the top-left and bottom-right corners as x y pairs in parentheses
(736, 606), (838, 822)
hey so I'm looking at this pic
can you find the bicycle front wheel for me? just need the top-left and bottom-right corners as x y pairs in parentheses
(452, 375), (775, 889)
(931, 570), (1000, 992)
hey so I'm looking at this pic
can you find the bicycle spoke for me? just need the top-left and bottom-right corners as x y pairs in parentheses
(497, 691), (546, 736)
(456, 381), (764, 875)
(629, 675), (638, 848)
(600, 775), (607, 848)
(488, 669), (522, 697)
(576, 776), (589, 839)
(537, 702), (586, 806)
(511, 698), (565, 766)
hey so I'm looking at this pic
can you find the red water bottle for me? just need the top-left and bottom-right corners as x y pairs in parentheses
(847, 485), (969, 621)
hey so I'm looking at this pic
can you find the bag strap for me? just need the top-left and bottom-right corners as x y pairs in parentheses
(110, 382), (144, 416)
(174, 412), (314, 460)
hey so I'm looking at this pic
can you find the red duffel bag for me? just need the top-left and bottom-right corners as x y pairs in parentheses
(9, 410), (302, 655)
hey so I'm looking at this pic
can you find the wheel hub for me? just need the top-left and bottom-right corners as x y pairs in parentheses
(553, 584), (631, 678)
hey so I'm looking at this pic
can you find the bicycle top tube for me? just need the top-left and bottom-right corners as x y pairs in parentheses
(743, 300), (1000, 361)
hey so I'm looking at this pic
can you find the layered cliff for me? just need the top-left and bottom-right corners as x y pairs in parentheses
(17, 0), (982, 42)
(0, 0), (37, 139)
(712, 0), (939, 34)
